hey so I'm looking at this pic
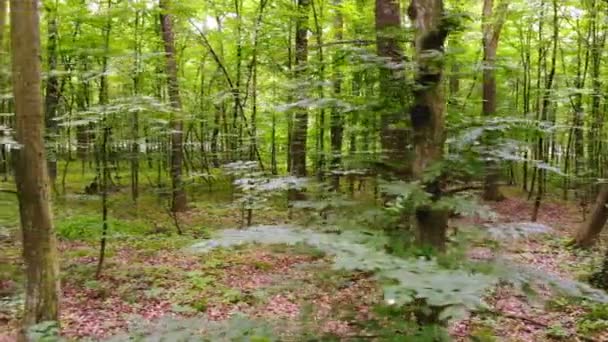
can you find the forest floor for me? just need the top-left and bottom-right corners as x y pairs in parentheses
(1, 184), (608, 341)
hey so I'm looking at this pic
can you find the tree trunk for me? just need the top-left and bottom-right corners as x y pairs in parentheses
(481, 0), (508, 201)
(532, 0), (558, 222)
(408, 0), (450, 250)
(289, 0), (310, 179)
(131, 8), (142, 203)
(159, 0), (187, 212)
(330, 0), (344, 190)
(376, 0), (409, 178)
(574, 183), (608, 247)
(44, 0), (60, 183)
(0, 0), (7, 182)
(10, 0), (60, 336)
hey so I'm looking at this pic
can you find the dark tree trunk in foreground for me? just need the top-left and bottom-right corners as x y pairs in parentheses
(574, 183), (608, 247)
(408, 0), (449, 250)
(376, 0), (409, 178)
(481, 0), (508, 201)
(160, 0), (187, 212)
(289, 0), (310, 179)
(10, 0), (60, 337)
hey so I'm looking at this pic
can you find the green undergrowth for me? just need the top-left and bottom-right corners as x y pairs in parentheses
(56, 215), (149, 240)
(546, 297), (608, 337)
(191, 225), (497, 322)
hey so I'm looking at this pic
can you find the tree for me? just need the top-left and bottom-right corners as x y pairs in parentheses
(10, 0), (60, 336)
(160, 0), (187, 212)
(376, 0), (409, 178)
(330, 0), (344, 190)
(44, 0), (60, 183)
(289, 0), (311, 180)
(408, 0), (450, 250)
(573, 183), (608, 247)
(481, 0), (508, 201)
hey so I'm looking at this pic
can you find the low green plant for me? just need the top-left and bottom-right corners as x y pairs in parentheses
(577, 303), (608, 334)
(546, 324), (570, 340)
(56, 215), (149, 240)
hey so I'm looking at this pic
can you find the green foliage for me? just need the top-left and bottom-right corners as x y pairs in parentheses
(27, 321), (63, 342)
(357, 304), (451, 341)
(577, 303), (608, 334)
(106, 314), (277, 341)
(469, 325), (498, 342)
(191, 225), (496, 319)
(186, 271), (215, 291)
(56, 215), (149, 240)
(546, 324), (570, 340)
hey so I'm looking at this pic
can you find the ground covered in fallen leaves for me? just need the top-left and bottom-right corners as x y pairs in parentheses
(1, 186), (608, 341)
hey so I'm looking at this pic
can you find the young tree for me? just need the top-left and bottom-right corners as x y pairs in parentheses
(408, 0), (449, 250)
(10, 0), (60, 335)
(159, 0), (187, 212)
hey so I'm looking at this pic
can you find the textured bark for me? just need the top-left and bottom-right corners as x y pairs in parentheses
(44, 1), (60, 182)
(531, 0), (557, 222)
(574, 184), (608, 247)
(481, 0), (508, 201)
(160, 0), (187, 212)
(131, 8), (142, 203)
(289, 0), (310, 178)
(0, 0), (6, 46)
(408, 0), (449, 250)
(10, 0), (60, 336)
(376, 0), (409, 178)
(330, 0), (344, 190)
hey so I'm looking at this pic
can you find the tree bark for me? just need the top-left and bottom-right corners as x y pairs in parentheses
(10, 0), (60, 336)
(44, 1), (60, 183)
(330, 0), (344, 190)
(159, 0), (187, 212)
(131, 8), (142, 203)
(376, 0), (409, 178)
(408, 0), (449, 250)
(289, 0), (310, 179)
(481, 0), (508, 201)
(574, 183), (608, 247)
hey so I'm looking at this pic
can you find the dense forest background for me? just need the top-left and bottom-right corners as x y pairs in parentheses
(3, 0), (608, 340)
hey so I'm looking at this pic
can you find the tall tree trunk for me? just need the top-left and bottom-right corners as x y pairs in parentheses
(330, 0), (344, 190)
(131, 8), (142, 203)
(312, 0), (326, 181)
(44, 0), (60, 183)
(160, 0), (187, 212)
(0, 0), (7, 182)
(574, 183), (608, 247)
(532, 0), (558, 222)
(408, 0), (450, 250)
(481, 0), (508, 201)
(96, 0), (113, 278)
(233, 0), (243, 160)
(376, 0), (409, 178)
(289, 0), (310, 179)
(10, 0), (60, 336)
